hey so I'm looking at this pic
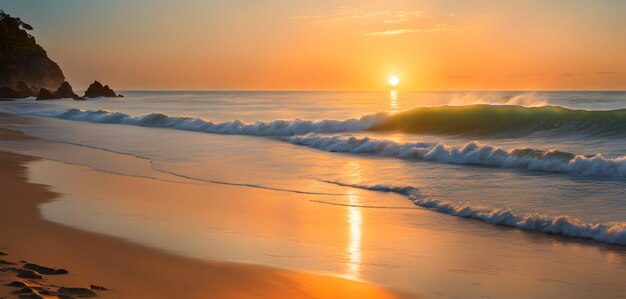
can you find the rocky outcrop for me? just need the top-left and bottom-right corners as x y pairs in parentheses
(0, 81), (39, 99)
(83, 81), (119, 98)
(16, 81), (36, 96)
(2, 11), (122, 102)
(0, 10), (65, 91)
(36, 88), (55, 100)
(36, 81), (82, 100)
(0, 86), (28, 99)
(57, 287), (97, 298)
(54, 81), (80, 99)
(23, 263), (68, 275)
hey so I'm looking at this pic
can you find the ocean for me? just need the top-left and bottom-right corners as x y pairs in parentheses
(1, 90), (626, 298)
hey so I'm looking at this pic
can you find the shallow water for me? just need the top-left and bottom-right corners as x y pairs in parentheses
(1, 90), (626, 297)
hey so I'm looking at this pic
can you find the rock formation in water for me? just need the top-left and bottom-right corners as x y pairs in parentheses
(0, 10), (65, 94)
(83, 81), (119, 98)
(36, 81), (82, 100)
(36, 88), (56, 100)
(54, 81), (80, 99)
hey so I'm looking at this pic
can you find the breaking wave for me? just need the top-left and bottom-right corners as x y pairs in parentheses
(6, 105), (626, 177)
(370, 105), (626, 136)
(9, 107), (388, 136)
(6, 104), (626, 138)
(5, 105), (626, 177)
(282, 134), (626, 177)
(321, 180), (626, 245)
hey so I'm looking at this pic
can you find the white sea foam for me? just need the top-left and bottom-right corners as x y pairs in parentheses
(5, 107), (626, 177)
(322, 180), (626, 245)
(9, 107), (388, 136)
(282, 134), (626, 177)
(5, 106), (626, 177)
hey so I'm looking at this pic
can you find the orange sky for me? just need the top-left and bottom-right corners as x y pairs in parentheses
(5, 0), (626, 90)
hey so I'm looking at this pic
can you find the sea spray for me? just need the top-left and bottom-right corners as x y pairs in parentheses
(370, 105), (626, 136)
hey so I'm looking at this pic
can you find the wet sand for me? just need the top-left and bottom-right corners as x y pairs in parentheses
(0, 128), (407, 299)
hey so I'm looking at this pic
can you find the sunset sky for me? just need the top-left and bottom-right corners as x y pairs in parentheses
(3, 0), (626, 90)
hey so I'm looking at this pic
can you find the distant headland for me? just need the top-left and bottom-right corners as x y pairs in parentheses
(0, 10), (121, 100)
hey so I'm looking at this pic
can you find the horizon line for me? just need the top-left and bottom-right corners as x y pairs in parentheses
(92, 89), (626, 93)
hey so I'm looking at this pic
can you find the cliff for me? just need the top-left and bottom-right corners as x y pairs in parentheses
(0, 10), (65, 91)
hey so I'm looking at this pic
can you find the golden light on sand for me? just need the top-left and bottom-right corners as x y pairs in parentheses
(347, 190), (362, 280)
(344, 161), (363, 280)
(388, 76), (399, 87)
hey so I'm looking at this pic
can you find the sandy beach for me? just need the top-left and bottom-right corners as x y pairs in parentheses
(0, 127), (407, 299)
(2, 2), (626, 298)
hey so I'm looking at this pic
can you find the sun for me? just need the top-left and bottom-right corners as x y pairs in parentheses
(388, 76), (399, 87)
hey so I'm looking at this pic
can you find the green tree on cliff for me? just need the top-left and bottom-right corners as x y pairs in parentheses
(0, 10), (46, 71)
(0, 10), (64, 90)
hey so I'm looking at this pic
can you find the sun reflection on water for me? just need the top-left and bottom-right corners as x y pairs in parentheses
(390, 90), (399, 112)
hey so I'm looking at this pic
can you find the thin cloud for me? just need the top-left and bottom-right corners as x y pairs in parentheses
(288, 7), (404, 22)
(319, 7), (419, 22)
(291, 6), (467, 37)
(364, 24), (467, 37)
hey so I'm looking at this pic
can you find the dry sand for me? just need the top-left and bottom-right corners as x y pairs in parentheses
(0, 128), (407, 299)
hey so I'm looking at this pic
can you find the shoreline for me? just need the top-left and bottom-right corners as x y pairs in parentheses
(3, 110), (626, 298)
(0, 128), (408, 299)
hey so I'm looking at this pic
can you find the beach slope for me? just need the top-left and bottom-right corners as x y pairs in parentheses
(0, 128), (406, 299)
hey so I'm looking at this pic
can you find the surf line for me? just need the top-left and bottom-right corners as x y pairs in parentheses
(0, 127), (349, 197)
